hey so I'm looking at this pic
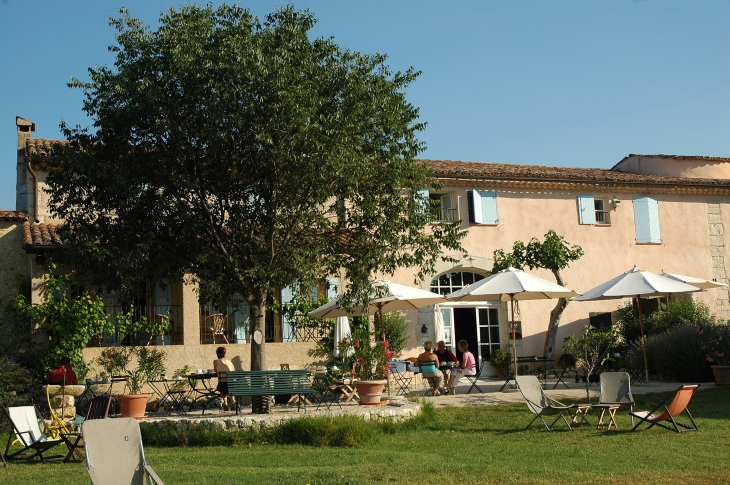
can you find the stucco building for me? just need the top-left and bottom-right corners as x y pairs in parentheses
(3, 116), (730, 377)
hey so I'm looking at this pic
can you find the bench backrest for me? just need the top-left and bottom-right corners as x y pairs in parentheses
(226, 370), (312, 394)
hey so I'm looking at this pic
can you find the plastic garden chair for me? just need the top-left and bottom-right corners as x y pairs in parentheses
(630, 384), (700, 433)
(515, 375), (576, 431)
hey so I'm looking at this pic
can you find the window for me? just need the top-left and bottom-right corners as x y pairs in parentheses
(578, 195), (610, 225)
(430, 271), (486, 296)
(430, 193), (457, 222)
(467, 190), (498, 224)
(633, 196), (661, 243)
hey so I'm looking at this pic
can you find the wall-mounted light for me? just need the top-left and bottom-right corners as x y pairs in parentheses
(35, 253), (46, 265)
(613, 199), (622, 209)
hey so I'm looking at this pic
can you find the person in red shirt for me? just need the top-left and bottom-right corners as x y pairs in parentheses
(47, 357), (78, 385)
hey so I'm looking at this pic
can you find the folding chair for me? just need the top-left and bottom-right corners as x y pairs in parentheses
(630, 384), (700, 433)
(515, 375), (576, 432)
(418, 361), (441, 396)
(3, 406), (66, 463)
(388, 361), (413, 396)
(594, 372), (635, 429)
(82, 417), (165, 484)
(466, 359), (485, 394)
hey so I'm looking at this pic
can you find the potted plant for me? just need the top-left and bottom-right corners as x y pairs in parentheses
(698, 324), (730, 385)
(96, 345), (166, 419)
(489, 348), (511, 378)
(337, 326), (395, 405)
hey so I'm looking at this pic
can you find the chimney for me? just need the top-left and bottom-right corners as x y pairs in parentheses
(15, 117), (36, 216)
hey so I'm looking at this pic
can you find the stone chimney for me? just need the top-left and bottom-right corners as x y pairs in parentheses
(15, 117), (35, 215)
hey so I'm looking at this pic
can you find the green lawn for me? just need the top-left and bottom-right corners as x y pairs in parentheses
(3, 386), (730, 484)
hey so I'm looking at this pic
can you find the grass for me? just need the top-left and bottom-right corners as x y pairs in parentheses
(2, 387), (729, 484)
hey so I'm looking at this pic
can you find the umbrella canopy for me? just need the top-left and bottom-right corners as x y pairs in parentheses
(308, 280), (448, 339)
(574, 266), (702, 301)
(447, 267), (580, 379)
(432, 304), (446, 344)
(332, 316), (352, 358)
(573, 266), (702, 383)
(448, 267), (581, 302)
(658, 271), (729, 290)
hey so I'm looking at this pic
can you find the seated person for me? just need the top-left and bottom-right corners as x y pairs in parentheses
(47, 357), (78, 385)
(447, 340), (476, 395)
(213, 346), (236, 411)
(434, 340), (458, 387)
(416, 340), (442, 396)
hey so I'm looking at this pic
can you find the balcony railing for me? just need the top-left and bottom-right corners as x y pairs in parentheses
(595, 210), (610, 224)
(437, 208), (458, 223)
(87, 304), (183, 347)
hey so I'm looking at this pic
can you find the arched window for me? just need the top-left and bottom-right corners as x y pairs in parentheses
(430, 271), (486, 295)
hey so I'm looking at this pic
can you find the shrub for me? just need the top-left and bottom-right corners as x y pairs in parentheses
(0, 357), (39, 412)
(645, 323), (715, 382)
(382, 312), (409, 358)
(615, 299), (718, 344)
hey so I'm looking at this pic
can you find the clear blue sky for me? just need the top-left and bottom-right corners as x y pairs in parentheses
(1, 1), (729, 210)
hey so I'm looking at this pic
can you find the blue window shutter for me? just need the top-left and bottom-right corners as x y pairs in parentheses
(578, 195), (596, 225)
(479, 191), (498, 224)
(281, 285), (296, 342)
(326, 278), (339, 300)
(633, 196), (661, 243)
(416, 188), (430, 216)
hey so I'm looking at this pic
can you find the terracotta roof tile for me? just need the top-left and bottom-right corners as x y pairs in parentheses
(0, 210), (29, 221)
(25, 138), (69, 157)
(425, 159), (730, 187)
(22, 221), (63, 247)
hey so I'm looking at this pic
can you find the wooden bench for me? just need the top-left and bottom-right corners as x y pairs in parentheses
(226, 370), (316, 414)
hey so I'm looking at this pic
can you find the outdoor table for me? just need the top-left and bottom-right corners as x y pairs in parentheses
(571, 404), (592, 426)
(312, 371), (342, 410)
(185, 372), (220, 414)
(334, 376), (359, 402)
(500, 357), (568, 391)
(593, 404), (621, 430)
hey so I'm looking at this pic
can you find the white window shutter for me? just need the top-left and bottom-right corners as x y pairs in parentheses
(633, 196), (661, 243)
(281, 285), (296, 342)
(479, 191), (498, 224)
(578, 195), (596, 225)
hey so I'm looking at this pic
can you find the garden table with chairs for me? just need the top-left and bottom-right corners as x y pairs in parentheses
(499, 356), (568, 391)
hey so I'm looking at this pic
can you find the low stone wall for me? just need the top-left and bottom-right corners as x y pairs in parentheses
(140, 400), (421, 433)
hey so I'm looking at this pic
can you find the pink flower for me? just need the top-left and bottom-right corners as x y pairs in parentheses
(355, 341), (361, 349)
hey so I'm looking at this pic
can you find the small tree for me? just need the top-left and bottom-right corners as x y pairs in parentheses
(562, 325), (620, 402)
(492, 230), (583, 361)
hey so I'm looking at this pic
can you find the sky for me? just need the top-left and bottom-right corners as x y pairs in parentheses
(1, 1), (729, 210)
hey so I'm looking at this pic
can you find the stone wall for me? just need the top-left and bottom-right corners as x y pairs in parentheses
(0, 221), (27, 303)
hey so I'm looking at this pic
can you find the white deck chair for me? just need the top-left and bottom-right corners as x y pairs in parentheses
(4, 405), (66, 463)
(82, 417), (165, 485)
(515, 375), (576, 431)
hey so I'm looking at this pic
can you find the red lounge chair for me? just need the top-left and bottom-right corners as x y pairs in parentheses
(630, 384), (700, 433)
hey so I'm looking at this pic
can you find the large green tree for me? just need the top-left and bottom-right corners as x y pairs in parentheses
(491, 230), (583, 362)
(47, 4), (464, 411)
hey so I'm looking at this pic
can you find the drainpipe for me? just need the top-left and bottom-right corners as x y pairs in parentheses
(27, 161), (39, 223)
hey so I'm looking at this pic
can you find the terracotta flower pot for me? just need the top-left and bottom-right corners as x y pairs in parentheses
(117, 394), (150, 420)
(711, 365), (730, 386)
(354, 379), (387, 405)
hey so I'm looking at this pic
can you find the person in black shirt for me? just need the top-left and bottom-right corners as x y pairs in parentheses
(435, 341), (457, 389)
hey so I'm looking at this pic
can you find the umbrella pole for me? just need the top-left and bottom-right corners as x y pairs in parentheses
(511, 296), (518, 381)
(637, 298), (650, 383)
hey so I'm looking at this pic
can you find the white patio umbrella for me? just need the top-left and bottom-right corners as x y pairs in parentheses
(658, 271), (729, 290)
(447, 267), (581, 378)
(332, 316), (352, 358)
(432, 304), (446, 344)
(308, 279), (448, 340)
(574, 266), (702, 383)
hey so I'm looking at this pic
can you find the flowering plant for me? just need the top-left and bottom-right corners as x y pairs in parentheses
(337, 327), (395, 380)
(697, 324), (730, 366)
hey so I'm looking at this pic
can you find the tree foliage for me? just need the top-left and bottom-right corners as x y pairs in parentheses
(491, 230), (583, 360)
(46, 4), (464, 399)
(562, 324), (620, 402)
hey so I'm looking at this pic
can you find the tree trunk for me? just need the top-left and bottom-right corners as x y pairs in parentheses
(543, 269), (570, 365)
(249, 291), (272, 414)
